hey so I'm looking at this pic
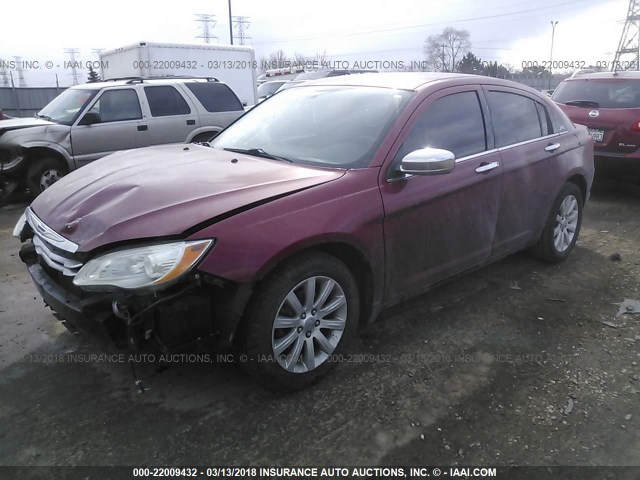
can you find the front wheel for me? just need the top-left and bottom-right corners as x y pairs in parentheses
(529, 182), (584, 263)
(27, 158), (67, 198)
(240, 253), (359, 391)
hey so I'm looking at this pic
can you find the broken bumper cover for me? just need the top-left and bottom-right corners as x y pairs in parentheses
(21, 243), (116, 341)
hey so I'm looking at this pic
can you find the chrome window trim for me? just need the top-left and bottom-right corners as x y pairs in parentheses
(495, 131), (567, 152)
(26, 207), (79, 254)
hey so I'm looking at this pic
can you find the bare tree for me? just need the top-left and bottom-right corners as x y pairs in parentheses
(424, 28), (471, 72)
(264, 49), (291, 70)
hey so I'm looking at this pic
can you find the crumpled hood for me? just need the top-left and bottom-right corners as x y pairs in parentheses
(0, 118), (55, 134)
(30, 144), (344, 252)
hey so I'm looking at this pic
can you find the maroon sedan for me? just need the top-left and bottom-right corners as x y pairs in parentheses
(15, 73), (594, 390)
(553, 70), (640, 175)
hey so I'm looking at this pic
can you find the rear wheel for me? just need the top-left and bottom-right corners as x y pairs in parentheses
(241, 253), (359, 391)
(529, 182), (583, 263)
(27, 158), (66, 197)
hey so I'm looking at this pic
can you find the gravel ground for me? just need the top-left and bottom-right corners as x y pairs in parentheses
(0, 177), (639, 477)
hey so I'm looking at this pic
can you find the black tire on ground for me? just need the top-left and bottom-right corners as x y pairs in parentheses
(240, 252), (360, 391)
(528, 182), (584, 263)
(26, 158), (67, 198)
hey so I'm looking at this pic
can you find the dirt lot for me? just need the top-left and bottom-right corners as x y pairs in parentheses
(1, 177), (640, 476)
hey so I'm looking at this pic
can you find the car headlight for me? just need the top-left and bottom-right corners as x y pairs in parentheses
(73, 240), (213, 291)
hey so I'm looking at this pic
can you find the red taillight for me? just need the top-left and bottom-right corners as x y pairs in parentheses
(631, 121), (640, 132)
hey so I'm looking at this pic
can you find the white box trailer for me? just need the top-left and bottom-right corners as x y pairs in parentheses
(99, 41), (258, 105)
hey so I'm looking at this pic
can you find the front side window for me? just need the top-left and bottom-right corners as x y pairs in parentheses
(394, 91), (487, 164)
(88, 89), (142, 123)
(487, 91), (542, 147)
(144, 86), (191, 117)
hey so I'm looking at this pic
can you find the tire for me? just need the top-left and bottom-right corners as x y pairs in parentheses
(191, 132), (219, 144)
(240, 253), (360, 391)
(529, 182), (584, 263)
(26, 158), (66, 198)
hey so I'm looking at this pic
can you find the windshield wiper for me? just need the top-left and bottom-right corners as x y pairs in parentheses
(35, 113), (52, 121)
(564, 100), (600, 108)
(223, 147), (293, 163)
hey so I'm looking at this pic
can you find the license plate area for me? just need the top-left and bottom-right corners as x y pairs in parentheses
(588, 128), (604, 142)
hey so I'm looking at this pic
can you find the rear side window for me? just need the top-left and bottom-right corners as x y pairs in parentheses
(487, 91), (542, 147)
(144, 86), (191, 117)
(185, 83), (243, 112)
(552, 79), (640, 108)
(395, 91), (487, 162)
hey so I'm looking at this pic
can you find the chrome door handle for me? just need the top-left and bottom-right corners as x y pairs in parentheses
(475, 161), (499, 173)
(545, 143), (560, 152)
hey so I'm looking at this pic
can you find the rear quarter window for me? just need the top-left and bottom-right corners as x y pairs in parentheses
(487, 91), (542, 147)
(186, 83), (243, 112)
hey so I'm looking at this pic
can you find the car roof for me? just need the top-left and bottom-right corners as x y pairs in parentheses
(295, 72), (526, 92)
(71, 78), (221, 90)
(567, 70), (640, 80)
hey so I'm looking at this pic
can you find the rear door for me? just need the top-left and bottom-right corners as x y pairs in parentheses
(142, 85), (199, 145)
(182, 82), (245, 137)
(379, 87), (503, 301)
(485, 87), (580, 256)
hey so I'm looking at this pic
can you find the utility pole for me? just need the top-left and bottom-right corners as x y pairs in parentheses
(232, 16), (252, 45)
(195, 14), (218, 44)
(549, 21), (558, 89)
(613, 0), (640, 70)
(228, 0), (233, 45)
(64, 48), (80, 86)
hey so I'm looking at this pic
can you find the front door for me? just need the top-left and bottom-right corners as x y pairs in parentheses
(71, 88), (150, 165)
(379, 87), (503, 301)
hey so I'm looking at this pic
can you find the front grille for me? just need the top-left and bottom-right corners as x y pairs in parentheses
(33, 235), (83, 276)
(26, 208), (83, 277)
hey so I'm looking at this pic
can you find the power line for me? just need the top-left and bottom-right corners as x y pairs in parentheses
(195, 14), (218, 44)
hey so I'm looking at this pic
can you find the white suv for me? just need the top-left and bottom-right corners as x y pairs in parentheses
(0, 76), (244, 197)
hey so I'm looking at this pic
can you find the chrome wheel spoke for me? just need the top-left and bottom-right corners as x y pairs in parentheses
(274, 329), (297, 356)
(285, 291), (304, 316)
(286, 336), (305, 369)
(320, 296), (346, 317)
(320, 318), (345, 330)
(314, 330), (334, 354)
(313, 279), (335, 309)
(303, 277), (316, 310)
(303, 338), (316, 371)
(274, 315), (298, 329)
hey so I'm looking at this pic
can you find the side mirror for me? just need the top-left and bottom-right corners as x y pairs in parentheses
(80, 112), (101, 125)
(400, 147), (455, 175)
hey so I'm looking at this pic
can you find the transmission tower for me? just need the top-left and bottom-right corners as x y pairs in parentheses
(0, 60), (9, 87)
(64, 48), (81, 85)
(13, 56), (26, 86)
(612, 0), (640, 70)
(195, 14), (218, 44)
(232, 16), (251, 45)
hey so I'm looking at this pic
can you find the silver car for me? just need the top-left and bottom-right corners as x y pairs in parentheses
(0, 77), (245, 196)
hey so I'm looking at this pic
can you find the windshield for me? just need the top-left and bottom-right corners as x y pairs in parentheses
(553, 79), (640, 108)
(211, 85), (412, 168)
(257, 82), (286, 98)
(37, 88), (99, 125)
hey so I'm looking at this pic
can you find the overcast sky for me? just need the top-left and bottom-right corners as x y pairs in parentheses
(0, 0), (627, 86)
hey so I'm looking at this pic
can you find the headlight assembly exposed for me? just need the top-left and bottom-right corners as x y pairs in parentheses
(73, 240), (213, 291)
